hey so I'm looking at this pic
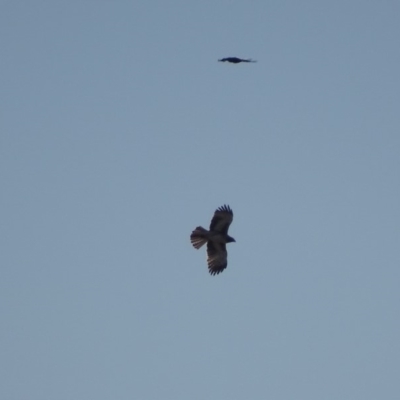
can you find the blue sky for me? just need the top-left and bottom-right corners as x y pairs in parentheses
(1, 1), (399, 399)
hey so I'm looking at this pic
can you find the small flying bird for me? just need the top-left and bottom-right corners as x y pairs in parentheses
(218, 57), (257, 64)
(190, 205), (236, 276)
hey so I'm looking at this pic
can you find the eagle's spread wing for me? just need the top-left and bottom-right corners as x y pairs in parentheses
(207, 241), (227, 275)
(218, 57), (257, 63)
(191, 205), (235, 276)
(209, 204), (233, 234)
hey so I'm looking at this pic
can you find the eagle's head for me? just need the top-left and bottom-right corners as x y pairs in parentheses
(226, 235), (236, 243)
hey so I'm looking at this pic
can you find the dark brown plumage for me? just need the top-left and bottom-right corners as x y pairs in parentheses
(190, 205), (235, 275)
(218, 57), (257, 64)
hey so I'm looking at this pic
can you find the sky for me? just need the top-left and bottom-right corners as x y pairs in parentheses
(1, 1), (400, 399)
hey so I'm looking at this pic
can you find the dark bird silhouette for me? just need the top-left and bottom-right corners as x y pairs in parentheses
(218, 57), (256, 64)
(190, 205), (235, 276)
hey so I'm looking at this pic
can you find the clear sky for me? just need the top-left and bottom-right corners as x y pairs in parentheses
(1, 1), (399, 399)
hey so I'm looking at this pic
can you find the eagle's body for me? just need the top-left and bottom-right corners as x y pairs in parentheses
(190, 205), (235, 275)
(218, 57), (256, 64)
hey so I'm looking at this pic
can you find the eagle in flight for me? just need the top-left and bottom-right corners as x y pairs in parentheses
(190, 205), (235, 275)
(218, 57), (257, 64)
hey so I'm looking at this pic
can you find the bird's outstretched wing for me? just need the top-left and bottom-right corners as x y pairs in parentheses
(218, 57), (257, 63)
(207, 240), (228, 275)
(209, 204), (233, 234)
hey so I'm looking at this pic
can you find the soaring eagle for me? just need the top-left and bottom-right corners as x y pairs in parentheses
(218, 57), (257, 64)
(190, 205), (235, 275)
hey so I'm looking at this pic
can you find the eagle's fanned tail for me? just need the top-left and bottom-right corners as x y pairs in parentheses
(190, 226), (208, 249)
